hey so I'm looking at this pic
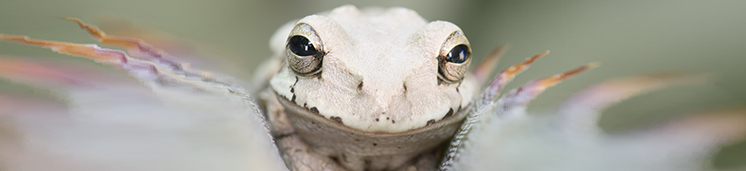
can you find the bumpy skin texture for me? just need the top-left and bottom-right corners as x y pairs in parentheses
(269, 6), (476, 133)
(262, 5), (478, 171)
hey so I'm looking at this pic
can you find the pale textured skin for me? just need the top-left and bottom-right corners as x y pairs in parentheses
(258, 5), (481, 170)
(269, 5), (476, 133)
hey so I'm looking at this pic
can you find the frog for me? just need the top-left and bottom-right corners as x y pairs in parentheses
(255, 5), (480, 171)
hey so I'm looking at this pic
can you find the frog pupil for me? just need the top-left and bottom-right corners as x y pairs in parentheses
(289, 36), (317, 56)
(446, 44), (470, 64)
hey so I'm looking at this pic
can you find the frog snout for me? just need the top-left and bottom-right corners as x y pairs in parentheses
(358, 81), (407, 110)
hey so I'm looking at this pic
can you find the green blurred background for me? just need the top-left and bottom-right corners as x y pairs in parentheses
(1, 0), (744, 168)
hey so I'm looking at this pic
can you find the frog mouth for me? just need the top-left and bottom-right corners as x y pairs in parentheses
(274, 90), (470, 135)
(273, 91), (471, 132)
(273, 90), (469, 156)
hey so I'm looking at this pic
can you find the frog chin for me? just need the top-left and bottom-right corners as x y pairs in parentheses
(273, 90), (470, 169)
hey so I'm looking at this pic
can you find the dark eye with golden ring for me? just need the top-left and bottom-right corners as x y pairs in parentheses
(438, 31), (472, 84)
(286, 23), (324, 76)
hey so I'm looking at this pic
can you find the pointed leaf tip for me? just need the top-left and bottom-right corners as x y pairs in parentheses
(482, 51), (551, 101)
(497, 63), (596, 117)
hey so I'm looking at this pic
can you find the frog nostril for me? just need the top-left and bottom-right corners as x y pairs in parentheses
(357, 81), (364, 91)
(402, 83), (407, 93)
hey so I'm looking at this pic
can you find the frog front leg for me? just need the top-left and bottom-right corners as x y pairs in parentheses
(261, 89), (346, 171)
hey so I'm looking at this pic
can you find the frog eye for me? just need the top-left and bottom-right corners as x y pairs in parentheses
(438, 31), (472, 84)
(286, 23), (324, 76)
